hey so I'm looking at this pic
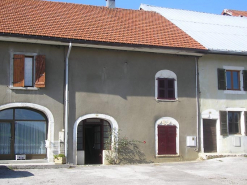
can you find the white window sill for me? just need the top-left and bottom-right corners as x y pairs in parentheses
(224, 90), (246, 94)
(156, 154), (179, 158)
(8, 86), (39, 91)
(156, 98), (178, 102)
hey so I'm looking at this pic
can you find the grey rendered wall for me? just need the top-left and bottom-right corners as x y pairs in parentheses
(67, 47), (198, 163)
(0, 41), (65, 141)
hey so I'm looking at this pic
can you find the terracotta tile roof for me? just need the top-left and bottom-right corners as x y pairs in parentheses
(222, 9), (247, 17)
(0, 0), (205, 50)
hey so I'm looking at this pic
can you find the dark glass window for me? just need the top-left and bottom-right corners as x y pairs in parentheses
(228, 111), (240, 134)
(157, 78), (175, 100)
(0, 109), (13, 120)
(0, 108), (47, 157)
(226, 70), (240, 90)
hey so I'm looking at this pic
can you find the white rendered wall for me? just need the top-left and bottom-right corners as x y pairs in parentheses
(199, 54), (247, 154)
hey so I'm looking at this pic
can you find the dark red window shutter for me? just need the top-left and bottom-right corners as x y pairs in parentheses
(13, 54), (25, 87)
(158, 125), (176, 155)
(35, 55), (46, 88)
(157, 78), (175, 100)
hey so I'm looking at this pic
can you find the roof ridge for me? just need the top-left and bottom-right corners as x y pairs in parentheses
(18, 0), (142, 12)
(141, 4), (223, 16)
(142, 4), (247, 20)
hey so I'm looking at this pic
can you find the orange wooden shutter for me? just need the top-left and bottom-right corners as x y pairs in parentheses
(13, 54), (25, 87)
(35, 55), (46, 88)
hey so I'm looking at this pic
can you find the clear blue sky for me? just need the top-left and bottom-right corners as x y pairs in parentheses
(52, 0), (247, 14)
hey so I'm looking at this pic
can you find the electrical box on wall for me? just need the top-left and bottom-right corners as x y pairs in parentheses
(187, 136), (197, 147)
(59, 131), (65, 142)
(232, 137), (241, 147)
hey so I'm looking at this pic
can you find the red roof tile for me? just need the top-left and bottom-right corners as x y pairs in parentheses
(222, 9), (247, 17)
(0, 0), (206, 50)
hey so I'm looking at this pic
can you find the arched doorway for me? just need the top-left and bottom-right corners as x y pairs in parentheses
(73, 114), (118, 165)
(77, 118), (111, 164)
(0, 108), (48, 160)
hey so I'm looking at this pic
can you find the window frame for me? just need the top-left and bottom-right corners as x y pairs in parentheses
(24, 56), (35, 87)
(155, 70), (177, 101)
(0, 108), (48, 159)
(218, 66), (246, 94)
(220, 109), (245, 136)
(228, 111), (241, 135)
(9, 52), (45, 90)
(157, 78), (175, 100)
(226, 70), (240, 90)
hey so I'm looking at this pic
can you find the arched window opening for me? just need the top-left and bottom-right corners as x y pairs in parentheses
(0, 108), (47, 160)
(155, 70), (178, 101)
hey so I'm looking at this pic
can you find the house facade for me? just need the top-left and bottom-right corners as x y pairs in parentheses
(0, 0), (206, 164)
(140, 4), (247, 155)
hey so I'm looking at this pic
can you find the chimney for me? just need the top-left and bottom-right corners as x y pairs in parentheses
(106, 0), (115, 8)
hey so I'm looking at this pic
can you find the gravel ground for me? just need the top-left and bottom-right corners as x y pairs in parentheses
(0, 157), (247, 185)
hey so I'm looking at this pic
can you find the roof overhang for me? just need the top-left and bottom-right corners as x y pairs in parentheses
(206, 49), (247, 56)
(0, 34), (205, 57)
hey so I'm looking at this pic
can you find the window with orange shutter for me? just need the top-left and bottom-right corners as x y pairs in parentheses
(12, 54), (45, 88)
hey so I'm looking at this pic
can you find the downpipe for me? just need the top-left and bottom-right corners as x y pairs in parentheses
(65, 43), (72, 159)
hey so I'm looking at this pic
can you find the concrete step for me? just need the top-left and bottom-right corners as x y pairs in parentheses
(199, 153), (247, 160)
(0, 160), (73, 169)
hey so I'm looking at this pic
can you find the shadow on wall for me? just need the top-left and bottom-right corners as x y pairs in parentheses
(117, 142), (153, 164)
(0, 166), (34, 179)
(105, 134), (153, 165)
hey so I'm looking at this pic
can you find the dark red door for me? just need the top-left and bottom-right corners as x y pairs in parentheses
(158, 125), (176, 155)
(203, 119), (217, 153)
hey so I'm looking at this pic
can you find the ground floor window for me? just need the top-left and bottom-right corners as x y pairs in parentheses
(220, 111), (244, 135)
(0, 108), (47, 160)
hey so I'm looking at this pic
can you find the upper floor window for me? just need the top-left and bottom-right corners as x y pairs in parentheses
(155, 70), (177, 101)
(218, 67), (247, 93)
(226, 70), (240, 90)
(11, 54), (46, 88)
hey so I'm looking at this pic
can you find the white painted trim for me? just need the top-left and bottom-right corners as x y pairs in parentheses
(155, 117), (179, 156)
(225, 108), (246, 112)
(201, 109), (219, 119)
(224, 90), (246, 94)
(155, 70), (178, 101)
(223, 66), (244, 70)
(8, 87), (39, 90)
(73, 114), (118, 165)
(0, 36), (204, 57)
(0, 103), (54, 162)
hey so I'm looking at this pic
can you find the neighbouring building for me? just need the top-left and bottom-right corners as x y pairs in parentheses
(222, 9), (247, 17)
(0, 0), (206, 164)
(140, 4), (247, 156)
